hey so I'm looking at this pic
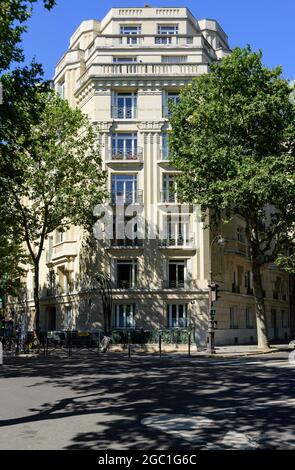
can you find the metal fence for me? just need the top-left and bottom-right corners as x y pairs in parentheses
(0, 327), (195, 359)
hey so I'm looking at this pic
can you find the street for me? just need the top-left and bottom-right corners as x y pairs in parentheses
(0, 351), (294, 449)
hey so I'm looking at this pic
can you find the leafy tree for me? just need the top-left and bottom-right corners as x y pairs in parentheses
(0, 0), (56, 72)
(169, 47), (295, 350)
(1, 91), (107, 333)
(0, 1), (56, 318)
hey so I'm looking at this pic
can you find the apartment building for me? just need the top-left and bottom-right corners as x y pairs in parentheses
(11, 6), (291, 345)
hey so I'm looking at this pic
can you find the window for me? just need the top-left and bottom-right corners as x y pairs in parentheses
(162, 174), (176, 203)
(237, 226), (245, 243)
(116, 259), (137, 288)
(229, 307), (238, 329)
(167, 304), (187, 328)
(168, 260), (185, 288)
(114, 304), (135, 329)
(48, 270), (55, 295)
(161, 56), (187, 63)
(112, 215), (142, 247)
(47, 235), (53, 262)
(113, 57), (137, 63)
(113, 93), (137, 119)
(111, 174), (139, 204)
(56, 229), (64, 243)
(156, 24), (178, 44)
(273, 277), (282, 300)
(245, 307), (254, 329)
(57, 266), (71, 293)
(120, 25), (141, 44)
(271, 308), (277, 329)
(281, 310), (289, 328)
(164, 213), (190, 246)
(161, 133), (169, 160)
(57, 80), (65, 99)
(164, 92), (180, 116)
(64, 305), (74, 330)
(244, 271), (252, 295)
(111, 133), (138, 159)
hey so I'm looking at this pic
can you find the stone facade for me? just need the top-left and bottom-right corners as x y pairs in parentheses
(8, 7), (292, 346)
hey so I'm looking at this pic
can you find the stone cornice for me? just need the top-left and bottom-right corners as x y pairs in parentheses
(137, 121), (165, 132)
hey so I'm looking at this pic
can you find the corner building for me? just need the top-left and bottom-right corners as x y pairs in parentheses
(17, 6), (291, 345)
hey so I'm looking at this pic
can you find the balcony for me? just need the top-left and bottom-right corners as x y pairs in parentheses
(112, 106), (137, 119)
(224, 239), (248, 257)
(113, 280), (138, 290)
(109, 238), (144, 248)
(111, 190), (143, 205)
(232, 283), (241, 294)
(107, 147), (143, 163)
(160, 190), (177, 204)
(162, 279), (197, 289)
(273, 292), (287, 301)
(90, 34), (211, 50)
(159, 234), (195, 249)
(48, 241), (77, 263)
(76, 63), (209, 89)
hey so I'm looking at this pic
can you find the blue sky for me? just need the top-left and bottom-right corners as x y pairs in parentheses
(22, 0), (295, 80)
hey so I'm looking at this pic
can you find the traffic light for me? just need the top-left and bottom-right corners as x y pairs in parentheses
(211, 283), (220, 302)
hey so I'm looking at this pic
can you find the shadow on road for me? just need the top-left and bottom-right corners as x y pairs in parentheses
(0, 354), (294, 449)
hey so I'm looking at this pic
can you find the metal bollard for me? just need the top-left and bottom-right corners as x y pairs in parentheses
(159, 332), (162, 358)
(43, 332), (48, 357)
(188, 331), (191, 357)
(97, 330), (101, 357)
(128, 331), (131, 358)
(68, 331), (72, 358)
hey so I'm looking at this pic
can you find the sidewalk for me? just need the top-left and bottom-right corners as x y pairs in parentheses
(109, 342), (292, 358)
(195, 343), (291, 358)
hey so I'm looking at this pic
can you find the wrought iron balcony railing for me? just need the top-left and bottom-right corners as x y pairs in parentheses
(108, 147), (143, 161)
(111, 189), (143, 204)
(113, 280), (138, 289)
(160, 190), (177, 203)
(112, 106), (137, 119)
(162, 279), (197, 289)
(110, 238), (144, 248)
(159, 234), (195, 248)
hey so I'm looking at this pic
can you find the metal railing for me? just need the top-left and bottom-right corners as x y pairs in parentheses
(110, 238), (144, 248)
(108, 147), (143, 161)
(232, 283), (241, 294)
(159, 234), (195, 247)
(160, 190), (177, 203)
(162, 279), (197, 289)
(111, 189), (143, 204)
(113, 280), (138, 289)
(112, 106), (137, 119)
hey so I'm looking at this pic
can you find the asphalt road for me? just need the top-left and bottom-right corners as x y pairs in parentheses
(0, 351), (294, 450)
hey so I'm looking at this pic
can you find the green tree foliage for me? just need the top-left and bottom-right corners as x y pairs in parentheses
(169, 47), (295, 349)
(0, 0), (56, 71)
(1, 91), (107, 332)
(0, 1), (56, 312)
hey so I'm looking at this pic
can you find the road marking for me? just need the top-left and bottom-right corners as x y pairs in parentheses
(142, 414), (262, 449)
(142, 414), (216, 442)
(205, 431), (260, 450)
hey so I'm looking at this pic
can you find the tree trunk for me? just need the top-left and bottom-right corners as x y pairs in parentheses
(33, 262), (41, 338)
(252, 261), (270, 350)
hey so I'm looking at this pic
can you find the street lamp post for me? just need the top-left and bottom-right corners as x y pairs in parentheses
(207, 234), (226, 354)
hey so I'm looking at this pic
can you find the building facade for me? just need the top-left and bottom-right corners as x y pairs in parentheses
(9, 6), (292, 345)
